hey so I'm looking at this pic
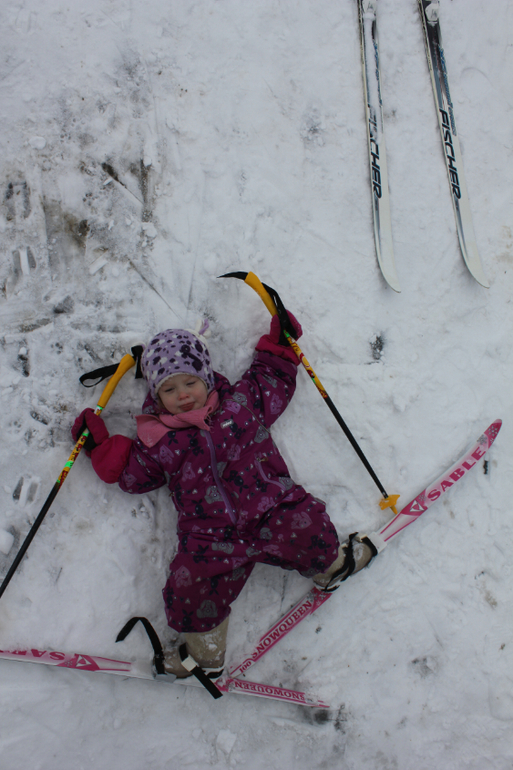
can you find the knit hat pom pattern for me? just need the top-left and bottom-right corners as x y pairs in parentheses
(141, 327), (215, 400)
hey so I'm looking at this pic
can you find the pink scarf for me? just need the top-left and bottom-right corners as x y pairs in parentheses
(135, 391), (220, 448)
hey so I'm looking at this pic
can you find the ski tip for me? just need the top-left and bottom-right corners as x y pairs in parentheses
(376, 243), (401, 292)
(376, 259), (401, 292)
(469, 268), (489, 289)
(485, 419), (502, 445)
(381, 271), (401, 293)
(460, 243), (489, 288)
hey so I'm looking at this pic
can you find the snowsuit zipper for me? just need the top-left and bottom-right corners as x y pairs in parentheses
(255, 457), (291, 493)
(201, 430), (237, 525)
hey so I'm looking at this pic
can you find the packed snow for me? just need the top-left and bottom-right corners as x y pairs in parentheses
(0, 1), (512, 768)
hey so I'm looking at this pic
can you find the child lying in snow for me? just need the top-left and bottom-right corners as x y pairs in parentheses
(73, 316), (374, 677)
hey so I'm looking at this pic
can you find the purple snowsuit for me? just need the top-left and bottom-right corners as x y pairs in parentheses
(118, 350), (339, 632)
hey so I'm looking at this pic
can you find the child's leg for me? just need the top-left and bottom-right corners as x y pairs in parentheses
(251, 497), (377, 588)
(162, 542), (256, 634)
(161, 537), (258, 676)
(249, 495), (339, 575)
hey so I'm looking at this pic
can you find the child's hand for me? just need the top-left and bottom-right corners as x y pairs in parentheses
(71, 408), (109, 452)
(271, 312), (302, 343)
(255, 312), (303, 364)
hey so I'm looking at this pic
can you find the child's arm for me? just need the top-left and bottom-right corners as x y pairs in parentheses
(118, 439), (167, 494)
(233, 313), (303, 427)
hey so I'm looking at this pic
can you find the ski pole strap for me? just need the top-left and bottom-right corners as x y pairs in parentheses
(255, 279), (300, 345)
(80, 345), (144, 388)
(244, 271), (300, 344)
(219, 271), (298, 345)
(116, 616), (166, 675)
(178, 644), (224, 700)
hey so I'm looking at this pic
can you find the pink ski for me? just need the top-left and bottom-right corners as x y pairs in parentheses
(230, 587), (329, 679)
(0, 646), (327, 708)
(374, 419), (501, 545)
(229, 420), (502, 679)
(217, 676), (328, 708)
(0, 647), (136, 674)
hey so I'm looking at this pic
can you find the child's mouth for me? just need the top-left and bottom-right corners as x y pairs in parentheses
(180, 403), (195, 412)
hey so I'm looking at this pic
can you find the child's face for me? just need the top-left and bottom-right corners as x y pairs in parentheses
(158, 374), (208, 415)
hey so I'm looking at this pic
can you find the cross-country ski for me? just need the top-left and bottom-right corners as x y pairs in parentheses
(357, 0), (401, 292)
(418, 0), (489, 287)
(0, 646), (329, 708)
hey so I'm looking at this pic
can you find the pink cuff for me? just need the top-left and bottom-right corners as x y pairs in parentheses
(91, 435), (133, 484)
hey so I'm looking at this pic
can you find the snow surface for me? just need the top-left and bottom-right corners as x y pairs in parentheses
(0, 0), (512, 768)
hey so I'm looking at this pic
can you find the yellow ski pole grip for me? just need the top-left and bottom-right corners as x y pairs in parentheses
(95, 353), (136, 411)
(245, 272), (278, 317)
(58, 352), (137, 487)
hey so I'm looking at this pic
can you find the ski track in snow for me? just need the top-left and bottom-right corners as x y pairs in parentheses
(0, 1), (512, 768)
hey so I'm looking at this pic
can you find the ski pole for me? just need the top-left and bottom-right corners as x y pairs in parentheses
(220, 271), (399, 512)
(0, 352), (137, 602)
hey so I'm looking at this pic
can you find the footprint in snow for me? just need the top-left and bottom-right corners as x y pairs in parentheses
(1, 181), (39, 296)
(5, 180), (31, 221)
(13, 343), (30, 378)
(12, 477), (40, 507)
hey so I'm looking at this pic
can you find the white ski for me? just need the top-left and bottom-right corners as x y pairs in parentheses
(418, 0), (489, 287)
(358, 0), (401, 292)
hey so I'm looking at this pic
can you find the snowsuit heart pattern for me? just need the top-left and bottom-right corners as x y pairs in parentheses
(119, 351), (339, 632)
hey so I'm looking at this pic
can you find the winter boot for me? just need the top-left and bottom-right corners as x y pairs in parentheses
(163, 616), (229, 678)
(313, 533), (378, 591)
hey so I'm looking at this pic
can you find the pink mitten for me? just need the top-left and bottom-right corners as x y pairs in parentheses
(71, 408), (109, 451)
(255, 312), (303, 365)
(91, 435), (133, 484)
